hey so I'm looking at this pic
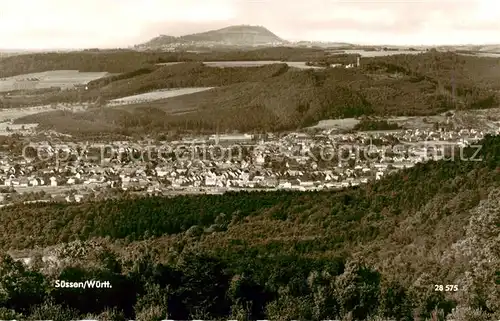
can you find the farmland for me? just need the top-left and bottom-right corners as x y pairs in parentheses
(3, 50), (500, 136)
(329, 49), (500, 58)
(460, 52), (500, 58)
(0, 70), (109, 93)
(202, 61), (325, 69)
(157, 61), (325, 69)
(108, 87), (215, 106)
(0, 48), (333, 78)
(0, 104), (85, 122)
(338, 49), (426, 57)
(0, 103), (87, 135)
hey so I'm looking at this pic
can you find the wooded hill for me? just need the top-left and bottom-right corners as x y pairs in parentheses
(0, 47), (328, 78)
(0, 135), (499, 320)
(13, 51), (500, 136)
(137, 25), (287, 49)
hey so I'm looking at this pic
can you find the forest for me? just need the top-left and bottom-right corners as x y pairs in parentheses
(0, 47), (329, 78)
(12, 51), (500, 136)
(352, 118), (402, 131)
(0, 135), (499, 320)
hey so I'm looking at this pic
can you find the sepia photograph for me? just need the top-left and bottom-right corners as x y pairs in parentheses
(0, 0), (499, 320)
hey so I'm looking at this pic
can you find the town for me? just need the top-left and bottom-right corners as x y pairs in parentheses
(1, 120), (498, 206)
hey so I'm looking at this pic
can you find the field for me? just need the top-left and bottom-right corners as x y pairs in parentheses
(0, 48), (333, 79)
(108, 87), (215, 106)
(202, 61), (324, 69)
(461, 52), (500, 58)
(308, 108), (500, 132)
(158, 61), (325, 69)
(338, 49), (426, 57)
(5, 51), (500, 136)
(0, 122), (38, 135)
(0, 70), (109, 93)
(331, 49), (500, 58)
(0, 104), (85, 122)
(0, 104), (86, 135)
(307, 118), (360, 130)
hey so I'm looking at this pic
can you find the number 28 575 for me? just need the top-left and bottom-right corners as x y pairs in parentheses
(434, 284), (458, 292)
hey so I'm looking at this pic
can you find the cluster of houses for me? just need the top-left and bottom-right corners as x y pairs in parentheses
(0, 125), (497, 205)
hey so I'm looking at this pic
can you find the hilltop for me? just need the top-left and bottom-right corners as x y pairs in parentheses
(136, 25), (287, 49)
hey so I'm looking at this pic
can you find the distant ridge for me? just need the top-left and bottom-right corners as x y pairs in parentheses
(136, 25), (288, 50)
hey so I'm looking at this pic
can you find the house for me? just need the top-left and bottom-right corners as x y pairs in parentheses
(254, 154), (265, 165)
(299, 181), (314, 187)
(156, 169), (169, 177)
(18, 177), (29, 187)
(147, 182), (161, 193)
(205, 176), (216, 186)
(50, 177), (57, 187)
(239, 172), (250, 181)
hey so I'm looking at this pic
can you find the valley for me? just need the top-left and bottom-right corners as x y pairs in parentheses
(0, 22), (499, 321)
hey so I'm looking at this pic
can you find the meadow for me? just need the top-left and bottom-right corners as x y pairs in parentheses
(158, 61), (325, 69)
(201, 60), (325, 69)
(340, 49), (426, 57)
(0, 70), (109, 93)
(108, 87), (215, 106)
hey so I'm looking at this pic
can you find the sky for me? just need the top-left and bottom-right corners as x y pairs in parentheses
(0, 0), (499, 49)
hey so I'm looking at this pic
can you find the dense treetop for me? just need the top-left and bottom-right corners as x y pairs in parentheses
(13, 52), (500, 135)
